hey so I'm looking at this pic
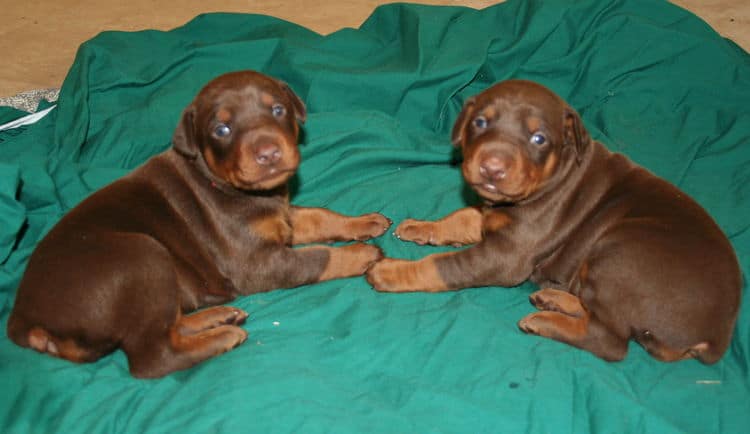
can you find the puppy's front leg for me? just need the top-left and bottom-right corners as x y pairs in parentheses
(394, 207), (483, 246)
(290, 207), (391, 244)
(237, 243), (383, 295)
(366, 236), (530, 293)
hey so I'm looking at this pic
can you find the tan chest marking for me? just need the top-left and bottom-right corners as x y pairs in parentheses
(482, 210), (512, 233)
(250, 212), (292, 244)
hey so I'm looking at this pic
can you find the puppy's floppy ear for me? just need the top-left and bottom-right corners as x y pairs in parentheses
(281, 82), (307, 124)
(563, 106), (591, 164)
(451, 97), (476, 148)
(173, 105), (198, 159)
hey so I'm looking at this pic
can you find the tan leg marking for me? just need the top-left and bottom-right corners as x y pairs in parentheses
(291, 207), (391, 244)
(251, 212), (292, 244)
(176, 306), (249, 335)
(366, 254), (452, 292)
(169, 324), (248, 357)
(302, 243), (383, 281)
(518, 311), (589, 342)
(529, 288), (586, 317)
(395, 207), (483, 246)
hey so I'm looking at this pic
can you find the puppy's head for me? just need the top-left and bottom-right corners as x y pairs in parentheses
(451, 80), (590, 204)
(173, 70), (307, 191)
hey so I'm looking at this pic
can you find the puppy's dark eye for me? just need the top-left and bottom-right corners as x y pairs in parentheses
(214, 123), (231, 138)
(530, 132), (547, 146)
(473, 116), (488, 129)
(272, 104), (286, 118)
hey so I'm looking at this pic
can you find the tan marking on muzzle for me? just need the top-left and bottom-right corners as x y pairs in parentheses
(523, 151), (558, 197)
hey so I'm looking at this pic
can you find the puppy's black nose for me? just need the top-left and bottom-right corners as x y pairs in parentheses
(479, 156), (508, 181)
(255, 143), (282, 166)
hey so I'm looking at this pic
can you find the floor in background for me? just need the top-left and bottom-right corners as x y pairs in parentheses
(0, 0), (748, 98)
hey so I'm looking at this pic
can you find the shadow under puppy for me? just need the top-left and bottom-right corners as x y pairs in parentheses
(367, 80), (741, 364)
(8, 70), (390, 378)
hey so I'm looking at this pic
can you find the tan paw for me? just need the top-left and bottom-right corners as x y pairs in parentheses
(366, 258), (414, 292)
(321, 243), (384, 280)
(351, 213), (392, 241)
(394, 219), (435, 245)
(529, 288), (585, 317)
(345, 243), (385, 274)
(517, 312), (543, 335)
(218, 325), (249, 352)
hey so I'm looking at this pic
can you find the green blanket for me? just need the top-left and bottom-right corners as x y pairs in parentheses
(1, 1), (748, 432)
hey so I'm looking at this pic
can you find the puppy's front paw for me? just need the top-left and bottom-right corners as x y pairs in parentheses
(351, 213), (392, 241)
(394, 219), (435, 245)
(349, 243), (385, 273)
(315, 243), (383, 281)
(337, 243), (384, 276)
(366, 258), (415, 292)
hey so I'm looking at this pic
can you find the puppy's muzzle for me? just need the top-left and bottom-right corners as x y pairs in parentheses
(254, 141), (282, 166)
(479, 154), (510, 181)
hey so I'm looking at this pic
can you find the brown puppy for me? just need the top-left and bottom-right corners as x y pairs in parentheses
(8, 70), (390, 378)
(367, 80), (741, 364)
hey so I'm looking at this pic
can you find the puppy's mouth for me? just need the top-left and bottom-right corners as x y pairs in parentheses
(470, 181), (527, 203)
(231, 167), (296, 191)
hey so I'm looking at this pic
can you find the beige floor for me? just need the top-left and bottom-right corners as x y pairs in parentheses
(0, 0), (748, 98)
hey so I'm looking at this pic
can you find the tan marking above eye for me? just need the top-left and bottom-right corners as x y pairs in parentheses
(216, 108), (231, 123)
(480, 105), (497, 122)
(526, 116), (542, 133)
(260, 92), (275, 106)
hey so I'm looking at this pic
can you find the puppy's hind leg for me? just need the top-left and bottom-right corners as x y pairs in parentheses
(528, 288), (586, 317)
(518, 309), (629, 362)
(175, 306), (248, 335)
(124, 310), (248, 379)
(120, 251), (248, 378)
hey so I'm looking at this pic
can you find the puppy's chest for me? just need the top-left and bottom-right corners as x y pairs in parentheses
(247, 209), (292, 244)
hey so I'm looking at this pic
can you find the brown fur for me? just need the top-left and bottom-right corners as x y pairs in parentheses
(8, 70), (389, 378)
(368, 79), (742, 364)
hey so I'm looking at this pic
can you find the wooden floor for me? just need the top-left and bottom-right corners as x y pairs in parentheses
(0, 0), (748, 97)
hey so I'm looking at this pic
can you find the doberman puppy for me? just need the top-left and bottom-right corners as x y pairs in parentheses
(8, 70), (390, 378)
(367, 80), (741, 364)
